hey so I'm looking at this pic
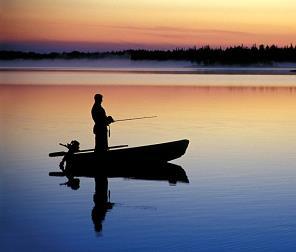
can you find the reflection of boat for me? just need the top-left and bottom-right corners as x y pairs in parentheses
(49, 162), (189, 184)
(49, 161), (189, 233)
(50, 139), (189, 168)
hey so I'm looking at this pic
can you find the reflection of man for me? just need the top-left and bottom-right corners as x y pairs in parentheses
(92, 176), (113, 233)
(91, 94), (114, 152)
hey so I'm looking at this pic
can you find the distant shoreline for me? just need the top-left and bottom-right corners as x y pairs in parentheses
(1, 45), (296, 65)
(1, 47), (296, 76)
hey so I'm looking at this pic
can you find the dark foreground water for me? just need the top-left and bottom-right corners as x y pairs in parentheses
(1, 70), (296, 251)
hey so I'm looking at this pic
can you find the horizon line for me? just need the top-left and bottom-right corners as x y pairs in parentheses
(1, 43), (296, 54)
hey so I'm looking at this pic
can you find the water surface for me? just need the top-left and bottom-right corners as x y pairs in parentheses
(1, 70), (296, 251)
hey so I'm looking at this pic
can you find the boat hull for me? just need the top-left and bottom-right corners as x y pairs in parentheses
(67, 139), (189, 169)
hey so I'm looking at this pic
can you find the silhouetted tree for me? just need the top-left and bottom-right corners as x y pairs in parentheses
(1, 45), (296, 65)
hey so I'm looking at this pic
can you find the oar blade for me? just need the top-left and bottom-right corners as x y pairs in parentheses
(49, 151), (66, 157)
(49, 171), (65, 177)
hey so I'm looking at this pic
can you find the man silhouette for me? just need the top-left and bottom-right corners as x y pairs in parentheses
(91, 94), (114, 152)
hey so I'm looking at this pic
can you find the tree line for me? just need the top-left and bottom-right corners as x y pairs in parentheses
(1, 44), (296, 65)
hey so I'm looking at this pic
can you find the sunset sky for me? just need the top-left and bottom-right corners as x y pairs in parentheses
(1, 0), (296, 52)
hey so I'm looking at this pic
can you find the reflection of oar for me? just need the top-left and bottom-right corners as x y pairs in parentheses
(49, 144), (128, 157)
(114, 116), (157, 122)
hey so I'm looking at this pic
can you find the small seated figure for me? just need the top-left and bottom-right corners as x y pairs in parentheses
(59, 140), (80, 171)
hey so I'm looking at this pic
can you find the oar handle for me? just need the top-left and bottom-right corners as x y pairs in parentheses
(109, 144), (128, 149)
(49, 144), (128, 157)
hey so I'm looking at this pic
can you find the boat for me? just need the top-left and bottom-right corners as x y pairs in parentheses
(49, 162), (189, 184)
(50, 139), (189, 170)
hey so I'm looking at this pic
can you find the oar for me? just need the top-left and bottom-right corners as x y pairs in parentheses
(49, 144), (128, 157)
(114, 116), (157, 122)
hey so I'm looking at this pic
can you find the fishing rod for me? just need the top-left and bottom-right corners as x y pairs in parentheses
(114, 116), (157, 122)
(49, 116), (157, 157)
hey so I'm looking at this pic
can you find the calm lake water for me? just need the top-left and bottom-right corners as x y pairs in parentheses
(1, 68), (296, 251)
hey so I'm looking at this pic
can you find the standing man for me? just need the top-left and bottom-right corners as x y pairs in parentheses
(91, 94), (114, 152)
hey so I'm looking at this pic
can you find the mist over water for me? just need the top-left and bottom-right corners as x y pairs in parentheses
(0, 58), (194, 69)
(1, 69), (296, 251)
(1, 58), (296, 72)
